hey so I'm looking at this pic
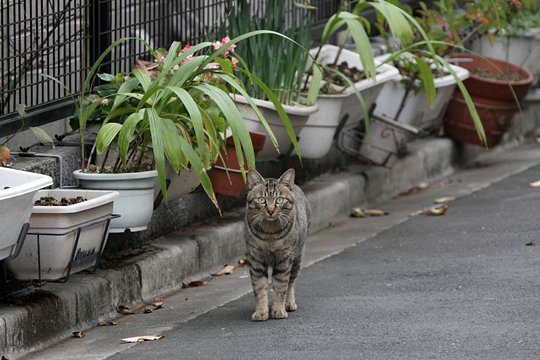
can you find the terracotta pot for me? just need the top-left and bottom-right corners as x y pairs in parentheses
(209, 131), (266, 197)
(444, 92), (517, 147)
(444, 53), (533, 146)
(449, 53), (533, 100)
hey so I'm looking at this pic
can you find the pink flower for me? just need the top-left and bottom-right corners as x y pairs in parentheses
(181, 44), (194, 64)
(213, 41), (222, 50)
(221, 36), (236, 52)
(156, 53), (166, 62)
(204, 62), (220, 70)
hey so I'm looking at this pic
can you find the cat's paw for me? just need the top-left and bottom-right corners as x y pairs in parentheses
(285, 301), (297, 312)
(251, 310), (269, 322)
(271, 307), (288, 319)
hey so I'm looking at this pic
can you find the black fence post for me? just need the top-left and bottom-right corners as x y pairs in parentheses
(91, 0), (111, 79)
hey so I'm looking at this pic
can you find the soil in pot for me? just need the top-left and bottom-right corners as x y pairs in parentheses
(34, 196), (87, 206)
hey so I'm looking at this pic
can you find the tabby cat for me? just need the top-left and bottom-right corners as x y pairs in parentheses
(244, 168), (311, 321)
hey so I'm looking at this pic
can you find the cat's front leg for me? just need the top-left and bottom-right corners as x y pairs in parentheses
(271, 260), (291, 319)
(249, 263), (269, 321)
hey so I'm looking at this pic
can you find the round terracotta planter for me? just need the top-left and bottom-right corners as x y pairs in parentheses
(209, 131), (266, 197)
(443, 53), (533, 146)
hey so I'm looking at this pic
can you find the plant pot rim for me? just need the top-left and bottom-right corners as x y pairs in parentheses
(309, 45), (400, 99)
(232, 94), (319, 116)
(448, 52), (534, 86)
(31, 189), (119, 214)
(0, 167), (53, 201)
(73, 169), (158, 180)
(376, 53), (470, 88)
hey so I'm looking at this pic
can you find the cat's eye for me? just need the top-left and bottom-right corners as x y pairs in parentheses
(257, 197), (266, 204)
(276, 197), (284, 204)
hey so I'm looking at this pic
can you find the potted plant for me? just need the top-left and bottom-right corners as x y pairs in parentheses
(467, 0), (540, 85)
(6, 189), (118, 281)
(225, 0), (319, 161)
(444, 52), (533, 146)
(0, 164), (53, 261)
(67, 31), (300, 228)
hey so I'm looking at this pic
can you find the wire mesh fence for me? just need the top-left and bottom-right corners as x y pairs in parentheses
(0, 0), (339, 137)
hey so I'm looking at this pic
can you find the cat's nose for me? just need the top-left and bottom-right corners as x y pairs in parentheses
(267, 207), (275, 215)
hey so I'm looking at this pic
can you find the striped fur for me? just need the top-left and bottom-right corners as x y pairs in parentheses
(244, 168), (311, 321)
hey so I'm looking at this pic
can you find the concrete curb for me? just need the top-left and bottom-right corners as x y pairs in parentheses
(1, 137), (460, 357)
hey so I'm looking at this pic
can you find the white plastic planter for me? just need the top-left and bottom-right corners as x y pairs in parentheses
(373, 55), (470, 132)
(0, 168), (52, 261)
(471, 33), (540, 83)
(73, 170), (157, 233)
(6, 189), (119, 281)
(153, 166), (200, 206)
(298, 45), (399, 159)
(234, 94), (318, 161)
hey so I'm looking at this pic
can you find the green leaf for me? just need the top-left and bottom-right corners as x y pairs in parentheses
(117, 112), (144, 165)
(30, 127), (55, 148)
(16, 103), (26, 117)
(96, 123), (122, 155)
(132, 68), (152, 93)
(342, 14), (376, 78)
(97, 73), (115, 82)
(147, 108), (168, 202)
(415, 57), (436, 106)
(164, 86), (204, 152)
(307, 64), (322, 104)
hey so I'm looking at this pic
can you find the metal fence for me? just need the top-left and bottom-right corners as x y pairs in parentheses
(0, 0), (339, 137)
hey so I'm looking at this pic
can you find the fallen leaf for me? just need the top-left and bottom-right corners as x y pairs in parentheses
(72, 331), (86, 338)
(350, 207), (366, 218)
(238, 259), (250, 267)
(152, 301), (164, 309)
(525, 241), (535, 246)
(364, 209), (388, 216)
(529, 179), (540, 187)
(424, 204), (448, 216)
(98, 321), (118, 327)
(121, 335), (164, 343)
(351, 208), (388, 217)
(143, 308), (153, 314)
(214, 264), (236, 276)
(433, 196), (456, 204)
(187, 280), (208, 287)
(117, 306), (136, 315)
(418, 182), (429, 189)
(154, 296), (164, 302)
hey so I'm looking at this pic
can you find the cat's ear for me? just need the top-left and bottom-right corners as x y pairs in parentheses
(247, 169), (265, 190)
(278, 168), (295, 190)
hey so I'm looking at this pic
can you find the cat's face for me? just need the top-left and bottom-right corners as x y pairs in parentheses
(246, 169), (295, 223)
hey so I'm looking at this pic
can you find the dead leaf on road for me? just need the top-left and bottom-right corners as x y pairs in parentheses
(143, 308), (153, 314)
(525, 241), (535, 246)
(121, 335), (164, 343)
(433, 196), (456, 204)
(152, 301), (164, 309)
(409, 210), (424, 217)
(213, 264), (236, 276)
(529, 179), (540, 187)
(424, 204), (448, 216)
(351, 208), (388, 218)
(98, 321), (118, 327)
(187, 280), (208, 287)
(238, 259), (250, 267)
(117, 306), (136, 315)
(72, 331), (86, 338)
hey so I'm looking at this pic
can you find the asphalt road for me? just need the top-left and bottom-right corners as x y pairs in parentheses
(107, 165), (540, 360)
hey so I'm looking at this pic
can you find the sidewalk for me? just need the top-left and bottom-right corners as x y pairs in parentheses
(2, 138), (540, 358)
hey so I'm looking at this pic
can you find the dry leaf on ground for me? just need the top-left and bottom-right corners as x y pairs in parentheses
(187, 280), (209, 287)
(351, 208), (388, 218)
(214, 264), (236, 276)
(238, 259), (250, 267)
(433, 196), (456, 204)
(424, 204), (449, 216)
(525, 241), (535, 246)
(143, 308), (153, 314)
(121, 335), (164, 343)
(117, 306), (136, 315)
(529, 179), (540, 187)
(72, 331), (86, 338)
